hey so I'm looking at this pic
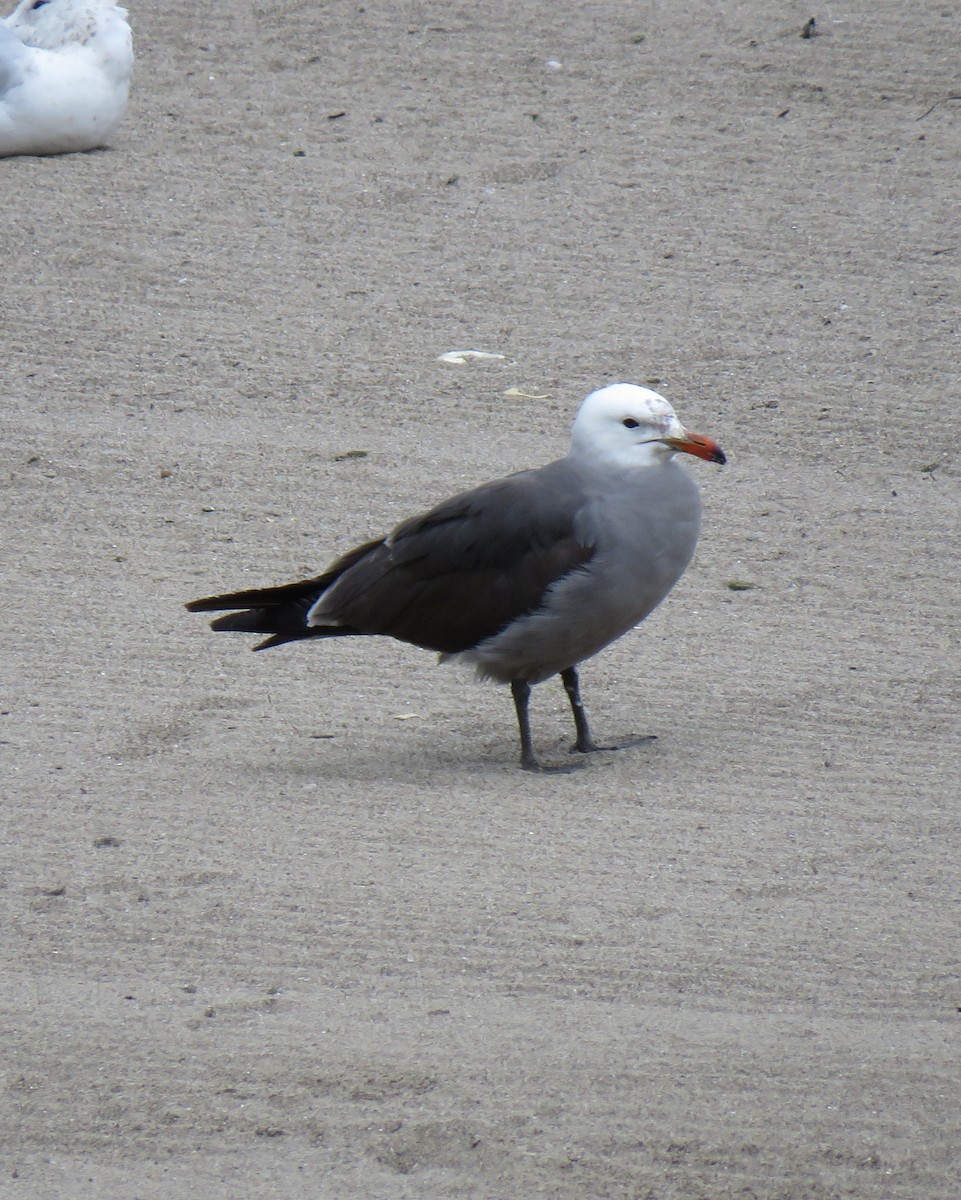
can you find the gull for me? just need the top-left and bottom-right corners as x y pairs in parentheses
(0, 0), (132, 157)
(186, 384), (726, 771)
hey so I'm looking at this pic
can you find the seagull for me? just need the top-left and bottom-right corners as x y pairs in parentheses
(186, 384), (726, 771)
(0, 0), (132, 157)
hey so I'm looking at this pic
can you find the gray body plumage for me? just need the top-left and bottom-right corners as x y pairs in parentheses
(437, 456), (701, 684)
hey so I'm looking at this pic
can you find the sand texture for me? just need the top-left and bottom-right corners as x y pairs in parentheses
(3, 2), (960, 1196)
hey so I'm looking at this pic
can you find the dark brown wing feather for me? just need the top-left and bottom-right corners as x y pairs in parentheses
(186, 461), (593, 653)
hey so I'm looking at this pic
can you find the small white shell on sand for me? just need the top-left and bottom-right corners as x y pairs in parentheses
(504, 388), (551, 400)
(437, 350), (506, 365)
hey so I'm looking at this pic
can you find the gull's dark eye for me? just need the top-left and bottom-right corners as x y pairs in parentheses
(622, 418), (640, 429)
(31, 0), (51, 9)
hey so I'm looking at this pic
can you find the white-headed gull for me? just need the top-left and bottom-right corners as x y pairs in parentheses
(187, 384), (727, 771)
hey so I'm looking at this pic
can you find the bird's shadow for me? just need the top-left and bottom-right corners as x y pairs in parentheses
(264, 727), (660, 783)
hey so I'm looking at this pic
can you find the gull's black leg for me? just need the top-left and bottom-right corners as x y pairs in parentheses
(561, 666), (599, 753)
(512, 677), (589, 773)
(511, 679), (542, 771)
(561, 665), (657, 757)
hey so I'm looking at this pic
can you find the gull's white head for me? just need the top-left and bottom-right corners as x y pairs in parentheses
(569, 383), (726, 469)
(4, 0), (129, 52)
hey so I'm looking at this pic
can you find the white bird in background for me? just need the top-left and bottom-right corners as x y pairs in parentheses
(0, 0), (132, 156)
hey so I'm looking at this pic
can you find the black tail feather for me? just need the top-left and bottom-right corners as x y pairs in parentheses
(186, 538), (384, 650)
(185, 575), (328, 614)
(208, 609), (273, 633)
(206, 599), (356, 650)
(186, 578), (324, 648)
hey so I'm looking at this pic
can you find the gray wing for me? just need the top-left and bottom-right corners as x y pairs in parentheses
(315, 459), (595, 654)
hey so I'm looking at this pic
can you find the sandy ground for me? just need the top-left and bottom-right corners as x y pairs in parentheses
(3, 1), (960, 1196)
